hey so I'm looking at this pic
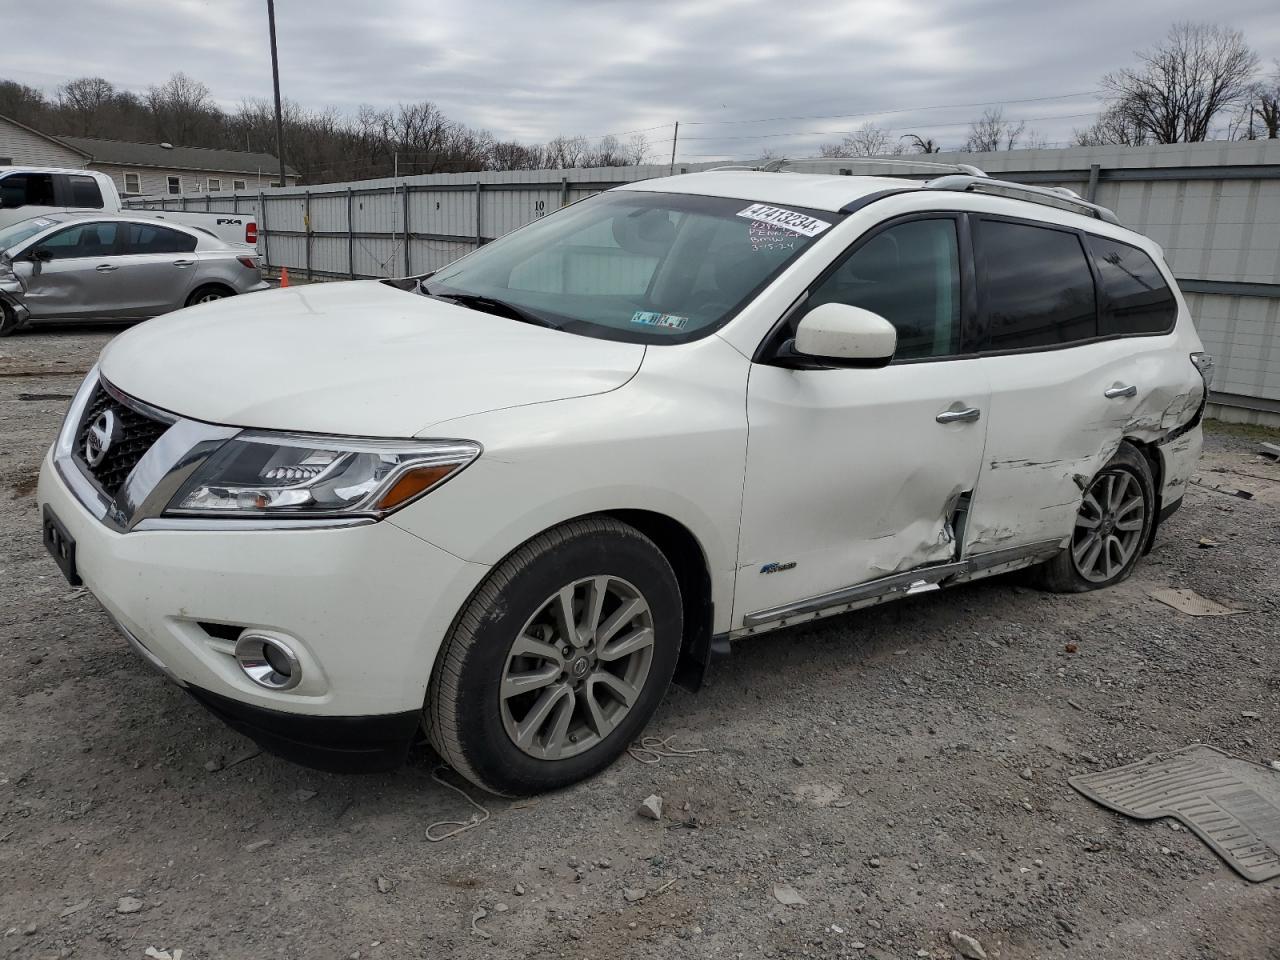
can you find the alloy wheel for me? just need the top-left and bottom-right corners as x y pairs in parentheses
(1070, 469), (1147, 583)
(500, 575), (655, 761)
(197, 291), (224, 303)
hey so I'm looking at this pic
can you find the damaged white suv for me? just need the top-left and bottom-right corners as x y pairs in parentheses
(39, 164), (1211, 795)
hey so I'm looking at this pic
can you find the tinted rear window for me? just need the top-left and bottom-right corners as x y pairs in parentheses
(65, 175), (104, 209)
(977, 219), (1097, 350)
(1086, 235), (1177, 336)
(122, 223), (197, 254)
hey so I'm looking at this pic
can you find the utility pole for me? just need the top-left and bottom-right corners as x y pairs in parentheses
(669, 121), (679, 175)
(266, 0), (288, 188)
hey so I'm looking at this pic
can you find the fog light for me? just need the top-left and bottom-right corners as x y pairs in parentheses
(235, 632), (302, 691)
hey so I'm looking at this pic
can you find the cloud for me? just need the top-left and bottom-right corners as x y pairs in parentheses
(5, 0), (1276, 158)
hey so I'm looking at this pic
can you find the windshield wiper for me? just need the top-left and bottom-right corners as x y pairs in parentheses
(432, 291), (561, 330)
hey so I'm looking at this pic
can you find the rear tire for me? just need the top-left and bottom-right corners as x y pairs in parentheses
(426, 517), (683, 796)
(185, 285), (233, 307)
(1031, 442), (1156, 593)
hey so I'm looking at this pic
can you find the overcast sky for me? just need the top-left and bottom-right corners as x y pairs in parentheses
(6, 0), (1279, 160)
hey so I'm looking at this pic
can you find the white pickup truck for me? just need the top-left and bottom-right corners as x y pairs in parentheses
(0, 167), (258, 249)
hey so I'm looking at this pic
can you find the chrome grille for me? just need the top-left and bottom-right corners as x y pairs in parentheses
(74, 383), (170, 496)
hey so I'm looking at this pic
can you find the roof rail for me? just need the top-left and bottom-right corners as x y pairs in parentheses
(707, 156), (989, 177)
(924, 174), (1122, 225)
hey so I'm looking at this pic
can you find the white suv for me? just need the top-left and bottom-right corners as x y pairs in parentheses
(38, 166), (1211, 795)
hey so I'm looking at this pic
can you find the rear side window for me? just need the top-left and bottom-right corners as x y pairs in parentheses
(1086, 236), (1177, 336)
(977, 219), (1097, 350)
(122, 223), (197, 255)
(809, 218), (962, 360)
(64, 175), (104, 209)
(0, 173), (56, 210)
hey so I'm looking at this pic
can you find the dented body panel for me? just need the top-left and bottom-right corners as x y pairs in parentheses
(733, 357), (990, 628)
(965, 334), (1204, 555)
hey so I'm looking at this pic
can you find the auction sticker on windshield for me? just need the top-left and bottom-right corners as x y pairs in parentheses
(735, 204), (831, 238)
(631, 311), (689, 330)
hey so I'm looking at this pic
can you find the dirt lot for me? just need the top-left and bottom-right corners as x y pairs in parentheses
(2, 326), (1278, 960)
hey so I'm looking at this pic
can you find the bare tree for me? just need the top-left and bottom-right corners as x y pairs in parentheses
(818, 122), (896, 158)
(488, 140), (545, 170)
(1073, 103), (1152, 146)
(964, 107), (1025, 152)
(900, 133), (941, 154)
(1100, 22), (1259, 143)
(1234, 61), (1280, 139)
(543, 134), (589, 168)
(146, 72), (215, 143)
(0, 80), (48, 127)
(624, 133), (651, 165)
(55, 77), (117, 136)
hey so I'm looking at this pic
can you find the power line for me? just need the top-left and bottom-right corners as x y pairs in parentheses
(677, 111), (1098, 142)
(575, 89), (1100, 146)
(677, 90), (1101, 128)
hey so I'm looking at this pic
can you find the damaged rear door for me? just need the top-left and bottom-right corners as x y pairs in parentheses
(961, 216), (1196, 557)
(734, 214), (990, 627)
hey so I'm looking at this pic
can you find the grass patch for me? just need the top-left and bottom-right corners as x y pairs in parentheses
(1204, 418), (1280, 442)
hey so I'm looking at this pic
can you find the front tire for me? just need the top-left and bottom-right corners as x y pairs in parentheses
(0, 300), (20, 337)
(426, 517), (683, 795)
(1032, 442), (1156, 592)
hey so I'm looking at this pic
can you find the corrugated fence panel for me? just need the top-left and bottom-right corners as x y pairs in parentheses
(121, 144), (1280, 418)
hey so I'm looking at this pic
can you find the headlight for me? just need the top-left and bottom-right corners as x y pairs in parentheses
(165, 432), (481, 519)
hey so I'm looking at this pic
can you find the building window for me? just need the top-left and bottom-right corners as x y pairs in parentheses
(167, 176), (181, 195)
(0, 157), (13, 166)
(269, 181), (282, 188)
(123, 172), (141, 195)
(233, 179), (247, 191)
(207, 178), (221, 192)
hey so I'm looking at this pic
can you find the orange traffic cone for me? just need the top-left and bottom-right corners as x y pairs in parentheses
(280, 267), (290, 288)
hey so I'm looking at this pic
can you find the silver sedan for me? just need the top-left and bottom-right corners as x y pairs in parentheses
(0, 213), (269, 336)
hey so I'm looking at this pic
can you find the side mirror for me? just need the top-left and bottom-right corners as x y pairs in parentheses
(789, 302), (897, 368)
(31, 247), (53, 263)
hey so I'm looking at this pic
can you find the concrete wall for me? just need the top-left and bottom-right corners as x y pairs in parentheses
(124, 142), (1280, 423)
(0, 118), (86, 168)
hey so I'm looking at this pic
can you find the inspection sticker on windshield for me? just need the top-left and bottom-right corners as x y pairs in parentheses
(632, 310), (688, 330)
(31, 218), (54, 227)
(735, 204), (831, 237)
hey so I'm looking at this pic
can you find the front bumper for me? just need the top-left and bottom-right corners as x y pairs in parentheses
(38, 449), (490, 736)
(0, 287), (30, 326)
(187, 685), (421, 772)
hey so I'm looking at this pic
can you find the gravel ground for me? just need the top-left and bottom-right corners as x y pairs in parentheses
(2, 325), (1278, 960)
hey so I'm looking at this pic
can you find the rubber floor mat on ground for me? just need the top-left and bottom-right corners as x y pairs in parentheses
(1070, 745), (1280, 882)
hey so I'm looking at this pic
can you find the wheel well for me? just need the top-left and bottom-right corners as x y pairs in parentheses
(599, 509), (714, 692)
(188, 283), (234, 301)
(1121, 436), (1165, 554)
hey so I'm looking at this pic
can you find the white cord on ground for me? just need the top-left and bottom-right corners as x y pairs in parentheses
(627, 735), (710, 765)
(426, 765), (492, 842)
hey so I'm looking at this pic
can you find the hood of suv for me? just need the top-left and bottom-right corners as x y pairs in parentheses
(98, 281), (645, 437)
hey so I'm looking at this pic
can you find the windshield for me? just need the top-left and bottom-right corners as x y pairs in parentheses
(0, 214), (63, 255)
(422, 191), (840, 344)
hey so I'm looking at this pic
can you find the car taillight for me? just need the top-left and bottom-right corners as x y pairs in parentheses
(246, 222), (258, 244)
(237, 256), (260, 270)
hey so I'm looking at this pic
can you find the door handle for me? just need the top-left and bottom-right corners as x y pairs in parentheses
(95, 264), (118, 272)
(172, 259), (196, 267)
(1104, 384), (1138, 399)
(936, 406), (981, 424)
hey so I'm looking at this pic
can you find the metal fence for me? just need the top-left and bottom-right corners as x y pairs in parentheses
(126, 142), (1280, 425)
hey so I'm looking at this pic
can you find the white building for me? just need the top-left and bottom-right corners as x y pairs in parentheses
(0, 113), (299, 197)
